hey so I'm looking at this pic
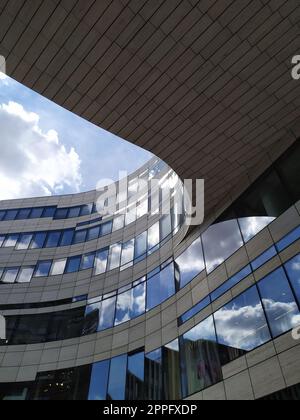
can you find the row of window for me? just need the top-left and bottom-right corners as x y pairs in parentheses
(1, 254), (300, 400)
(4, 251), (300, 351)
(0, 160), (171, 223)
(0, 215), (276, 288)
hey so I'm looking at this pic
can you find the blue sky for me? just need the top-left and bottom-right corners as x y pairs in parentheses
(0, 73), (152, 200)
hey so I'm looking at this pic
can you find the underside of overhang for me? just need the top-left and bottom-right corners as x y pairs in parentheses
(0, 0), (300, 215)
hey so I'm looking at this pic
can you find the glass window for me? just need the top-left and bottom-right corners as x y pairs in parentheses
(29, 208), (44, 219)
(239, 217), (275, 243)
(145, 349), (163, 400)
(137, 198), (148, 218)
(148, 222), (160, 252)
(83, 301), (102, 335)
(88, 360), (110, 401)
(258, 268), (300, 338)
(126, 351), (145, 401)
(30, 232), (47, 249)
(175, 237), (205, 289)
(115, 290), (132, 326)
(132, 282), (146, 319)
(0, 235), (5, 247)
(160, 214), (172, 241)
(4, 210), (18, 221)
(65, 256), (81, 274)
(42, 207), (56, 218)
(276, 226), (300, 252)
(163, 340), (181, 400)
(101, 221), (112, 236)
(251, 246), (277, 271)
(202, 220), (244, 274)
(17, 267), (34, 283)
(0, 210), (5, 221)
(112, 215), (124, 232)
(99, 296), (116, 331)
(45, 231), (61, 248)
(108, 243), (122, 271)
(180, 316), (222, 397)
(179, 296), (211, 325)
(94, 249), (109, 275)
(214, 286), (271, 354)
(73, 230), (87, 244)
(125, 207), (137, 226)
(34, 261), (52, 277)
(16, 208), (31, 220)
(80, 204), (93, 217)
(134, 231), (147, 261)
(87, 226), (100, 241)
(60, 229), (74, 247)
(16, 234), (33, 250)
(68, 206), (81, 218)
(50, 259), (67, 276)
(285, 254), (300, 304)
(2, 268), (19, 284)
(3, 234), (19, 248)
(0, 268), (3, 281)
(147, 263), (175, 311)
(121, 239), (135, 270)
(107, 355), (127, 400)
(54, 208), (69, 219)
(81, 253), (95, 270)
(211, 265), (252, 302)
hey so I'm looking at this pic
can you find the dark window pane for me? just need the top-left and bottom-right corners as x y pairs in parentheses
(147, 263), (175, 310)
(214, 286), (271, 354)
(160, 214), (172, 241)
(101, 221), (112, 236)
(0, 235), (5, 247)
(4, 210), (18, 220)
(34, 261), (52, 277)
(83, 301), (101, 335)
(145, 349), (163, 400)
(73, 230), (87, 244)
(54, 208), (69, 219)
(251, 246), (277, 271)
(45, 232), (61, 248)
(87, 226), (100, 241)
(29, 208), (44, 219)
(126, 351), (145, 401)
(65, 256), (81, 273)
(30, 232), (46, 249)
(107, 355), (127, 400)
(42, 207), (56, 218)
(99, 297), (116, 331)
(80, 204), (93, 217)
(0, 211), (5, 221)
(68, 207), (81, 218)
(180, 316), (222, 398)
(60, 229), (74, 246)
(162, 340), (181, 400)
(134, 231), (147, 261)
(16, 208), (31, 220)
(202, 220), (244, 274)
(258, 268), (300, 338)
(285, 254), (300, 304)
(175, 237), (205, 289)
(88, 360), (110, 401)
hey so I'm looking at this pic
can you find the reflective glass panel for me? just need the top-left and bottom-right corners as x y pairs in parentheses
(121, 239), (135, 269)
(145, 349), (163, 400)
(180, 316), (222, 397)
(258, 268), (300, 338)
(17, 267), (34, 283)
(80, 204), (93, 217)
(81, 253), (95, 270)
(0, 211), (5, 221)
(94, 249), (109, 275)
(202, 220), (244, 274)
(107, 355), (127, 400)
(29, 208), (44, 219)
(132, 282), (146, 319)
(134, 231), (147, 260)
(214, 286), (271, 353)
(16, 234), (33, 250)
(16, 208), (31, 220)
(87, 226), (100, 241)
(126, 351), (145, 401)
(160, 214), (172, 241)
(4, 210), (18, 220)
(276, 226), (300, 252)
(34, 261), (52, 277)
(115, 290), (131, 326)
(51, 259), (67, 276)
(179, 296), (211, 325)
(147, 263), (175, 311)
(108, 244), (122, 271)
(54, 208), (69, 219)
(3, 234), (19, 248)
(285, 255), (300, 304)
(239, 217), (275, 243)
(88, 360), (110, 401)
(148, 222), (160, 251)
(0, 236), (5, 247)
(42, 207), (56, 218)
(163, 340), (181, 400)
(65, 256), (81, 273)
(73, 230), (87, 244)
(112, 215), (124, 232)
(101, 221), (112, 236)
(2, 268), (19, 283)
(211, 265), (252, 302)
(68, 207), (81, 218)
(60, 229), (74, 247)
(99, 296), (116, 331)
(175, 237), (205, 289)
(30, 232), (47, 249)
(45, 232), (61, 248)
(251, 246), (277, 271)
(82, 302), (101, 335)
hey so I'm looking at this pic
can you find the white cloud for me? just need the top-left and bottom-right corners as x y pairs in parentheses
(0, 101), (82, 199)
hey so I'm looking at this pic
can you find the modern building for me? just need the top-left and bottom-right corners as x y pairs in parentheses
(0, 0), (300, 401)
